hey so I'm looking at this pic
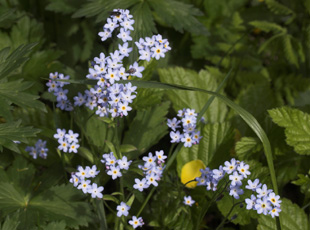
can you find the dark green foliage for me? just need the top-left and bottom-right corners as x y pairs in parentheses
(0, 0), (309, 229)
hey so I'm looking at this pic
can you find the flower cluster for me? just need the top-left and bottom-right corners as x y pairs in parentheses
(46, 72), (73, 111)
(69, 165), (103, 198)
(72, 9), (170, 119)
(25, 139), (48, 159)
(167, 108), (202, 147)
(101, 153), (132, 180)
(245, 180), (282, 218)
(193, 158), (281, 218)
(135, 34), (171, 61)
(99, 9), (134, 42)
(54, 129), (80, 153)
(134, 150), (167, 192)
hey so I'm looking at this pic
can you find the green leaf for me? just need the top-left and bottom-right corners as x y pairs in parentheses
(265, 0), (295, 16)
(102, 194), (119, 203)
(235, 137), (262, 160)
(45, 0), (77, 14)
(0, 121), (40, 153)
(292, 174), (310, 195)
(0, 182), (25, 214)
(158, 67), (228, 123)
(78, 147), (94, 164)
(268, 107), (310, 155)
(120, 144), (137, 153)
(123, 102), (169, 154)
(176, 122), (234, 176)
(282, 35), (299, 67)
(0, 212), (20, 230)
(74, 109), (117, 151)
(257, 198), (308, 230)
(43, 221), (66, 230)
(249, 21), (286, 34)
(0, 80), (47, 113)
(0, 44), (37, 80)
(132, 88), (164, 109)
(148, 0), (208, 34)
(29, 184), (92, 228)
(10, 16), (44, 50)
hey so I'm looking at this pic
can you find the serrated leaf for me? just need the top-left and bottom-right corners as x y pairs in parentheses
(235, 137), (262, 160)
(265, 0), (295, 16)
(43, 221), (66, 230)
(123, 102), (169, 154)
(158, 67), (228, 123)
(29, 184), (92, 228)
(258, 198), (308, 230)
(148, 0), (208, 34)
(176, 122), (234, 176)
(249, 21), (286, 34)
(0, 44), (37, 80)
(268, 107), (310, 155)
(0, 80), (47, 113)
(292, 174), (310, 195)
(132, 88), (164, 109)
(0, 212), (20, 230)
(0, 121), (40, 153)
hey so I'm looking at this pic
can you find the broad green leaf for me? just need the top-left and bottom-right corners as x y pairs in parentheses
(257, 198), (308, 230)
(0, 182), (25, 214)
(235, 82), (277, 135)
(74, 108), (118, 152)
(0, 80), (46, 114)
(123, 101), (169, 154)
(30, 184), (92, 228)
(148, 0), (208, 34)
(10, 16), (44, 50)
(0, 121), (40, 153)
(0, 43), (37, 80)
(158, 67), (228, 123)
(268, 107), (310, 155)
(176, 122), (234, 176)
(235, 137), (262, 160)
(132, 88), (164, 109)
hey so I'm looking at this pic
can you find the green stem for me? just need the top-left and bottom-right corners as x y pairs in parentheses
(136, 186), (156, 217)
